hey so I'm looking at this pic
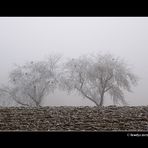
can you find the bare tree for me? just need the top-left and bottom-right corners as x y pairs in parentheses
(60, 54), (138, 106)
(0, 55), (61, 107)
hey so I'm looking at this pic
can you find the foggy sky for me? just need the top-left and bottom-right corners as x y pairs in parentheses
(0, 17), (148, 106)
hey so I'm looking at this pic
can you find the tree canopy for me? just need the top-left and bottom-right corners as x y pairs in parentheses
(60, 53), (138, 106)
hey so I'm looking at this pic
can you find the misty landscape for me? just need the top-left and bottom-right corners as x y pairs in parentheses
(0, 17), (148, 131)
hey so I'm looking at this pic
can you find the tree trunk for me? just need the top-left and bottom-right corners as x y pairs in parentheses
(33, 85), (41, 107)
(99, 93), (104, 106)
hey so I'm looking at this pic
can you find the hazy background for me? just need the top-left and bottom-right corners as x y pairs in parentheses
(0, 17), (148, 106)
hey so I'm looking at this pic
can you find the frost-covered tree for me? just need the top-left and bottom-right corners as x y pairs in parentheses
(0, 55), (61, 107)
(60, 54), (138, 106)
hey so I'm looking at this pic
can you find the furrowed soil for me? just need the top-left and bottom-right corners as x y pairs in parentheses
(0, 106), (148, 131)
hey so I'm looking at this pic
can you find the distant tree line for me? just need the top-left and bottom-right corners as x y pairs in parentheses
(0, 53), (138, 107)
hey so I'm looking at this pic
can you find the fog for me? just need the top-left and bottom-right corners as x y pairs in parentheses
(0, 17), (148, 106)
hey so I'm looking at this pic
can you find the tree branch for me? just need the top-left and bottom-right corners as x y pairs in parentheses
(76, 86), (99, 106)
(11, 95), (30, 107)
(0, 88), (10, 94)
(27, 92), (39, 106)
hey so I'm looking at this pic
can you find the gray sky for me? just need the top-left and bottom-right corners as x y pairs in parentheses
(0, 17), (148, 106)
